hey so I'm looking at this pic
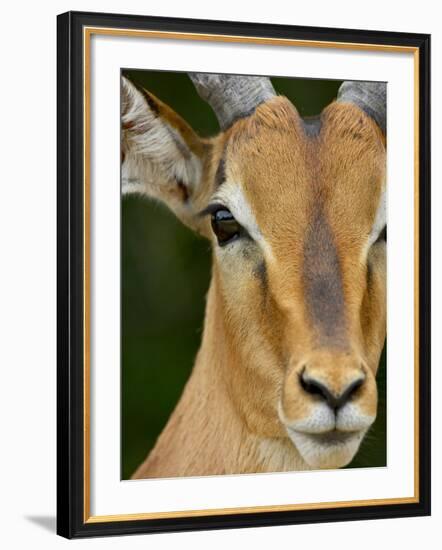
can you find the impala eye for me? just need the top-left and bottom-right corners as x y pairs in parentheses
(211, 208), (241, 246)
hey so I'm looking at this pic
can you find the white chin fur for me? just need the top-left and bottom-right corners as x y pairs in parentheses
(287, 429), (366, 469)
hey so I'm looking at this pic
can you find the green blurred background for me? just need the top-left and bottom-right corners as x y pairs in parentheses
(121, 70), (387, 479)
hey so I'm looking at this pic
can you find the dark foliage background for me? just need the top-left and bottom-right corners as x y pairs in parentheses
(121, 70), (387, 479)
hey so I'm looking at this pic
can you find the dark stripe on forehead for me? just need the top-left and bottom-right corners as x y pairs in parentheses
(303, 213), (347, 346)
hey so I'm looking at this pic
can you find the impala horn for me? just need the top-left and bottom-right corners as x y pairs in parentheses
(337, 81), (387, 134)
(189, 73), (276, 130)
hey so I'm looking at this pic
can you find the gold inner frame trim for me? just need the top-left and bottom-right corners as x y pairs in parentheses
(83, 26), (420, 524)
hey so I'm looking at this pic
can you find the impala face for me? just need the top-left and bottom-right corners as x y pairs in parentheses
(122, 76), (386, 471)
(200, 98), (386, 469)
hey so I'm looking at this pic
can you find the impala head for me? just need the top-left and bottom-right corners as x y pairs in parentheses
(122, 73), (386, 470)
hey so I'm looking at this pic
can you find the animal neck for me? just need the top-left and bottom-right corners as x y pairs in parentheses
(132, 277), (308, 479)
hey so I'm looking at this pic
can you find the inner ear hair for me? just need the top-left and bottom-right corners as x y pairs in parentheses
(121, 75), (214, 236)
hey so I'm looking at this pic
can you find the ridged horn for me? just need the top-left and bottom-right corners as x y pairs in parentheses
(189, 73), (276, 130)
(337, 81), (387, 134)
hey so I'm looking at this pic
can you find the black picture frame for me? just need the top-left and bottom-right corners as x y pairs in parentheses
(57, 10), (431, 539)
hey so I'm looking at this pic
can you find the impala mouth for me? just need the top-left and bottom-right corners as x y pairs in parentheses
(286, 428), (366, 469)
(298, 429), (359, 446)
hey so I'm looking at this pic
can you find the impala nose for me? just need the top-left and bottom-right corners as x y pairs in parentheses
(300, 365), (365, 410)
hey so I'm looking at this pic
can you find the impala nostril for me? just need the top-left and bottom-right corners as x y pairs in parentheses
(300, 374), (336, 408)
(346, 378), (364, 399)
(300, 372), (327, 400)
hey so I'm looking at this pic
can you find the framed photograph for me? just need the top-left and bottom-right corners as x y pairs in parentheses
(57, 11), (431, 538)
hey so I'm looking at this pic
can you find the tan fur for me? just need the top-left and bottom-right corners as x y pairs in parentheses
(124, 89), (387, 479)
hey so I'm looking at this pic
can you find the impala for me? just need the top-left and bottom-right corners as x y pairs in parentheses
(121, 73), (386, 478)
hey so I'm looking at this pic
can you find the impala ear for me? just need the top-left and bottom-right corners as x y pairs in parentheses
(121, 76), (207, 225)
